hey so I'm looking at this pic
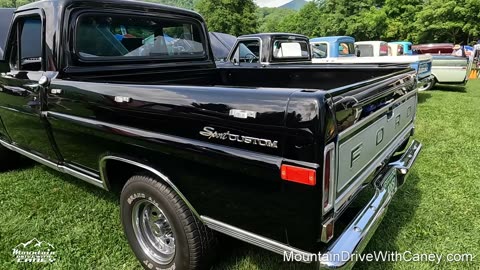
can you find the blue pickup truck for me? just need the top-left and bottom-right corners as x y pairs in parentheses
(310, 36), (356, 59)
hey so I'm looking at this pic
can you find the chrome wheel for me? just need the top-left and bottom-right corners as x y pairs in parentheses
(418, 80), (433, 91)
(132, 199), (176, 265)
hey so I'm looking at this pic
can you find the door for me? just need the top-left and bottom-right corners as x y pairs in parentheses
(0, 12), (57, 160)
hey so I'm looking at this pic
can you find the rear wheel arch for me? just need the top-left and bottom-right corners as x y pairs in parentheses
(99, 155), (202, 220)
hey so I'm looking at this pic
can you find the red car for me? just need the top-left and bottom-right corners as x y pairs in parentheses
(413, 43), (454, 54)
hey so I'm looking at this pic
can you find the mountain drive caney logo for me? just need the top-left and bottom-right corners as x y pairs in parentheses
(12, 238), (57, 263)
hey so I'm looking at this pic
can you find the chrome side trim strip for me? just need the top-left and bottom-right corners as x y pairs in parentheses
(99, 156), (202, 220)
(62, 166), (104, 188)
(433, 66), (468, 69)
(0, 139), (104, 189)
(322, 142), (336, 215)
(201, 216), (314, 263)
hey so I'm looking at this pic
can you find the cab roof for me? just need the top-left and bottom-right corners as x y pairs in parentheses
(238, 33), (308, 40)
(16, 0), (204, 20)
(310, 36), (355, 43)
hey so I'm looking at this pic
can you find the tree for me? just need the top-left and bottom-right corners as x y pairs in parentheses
(0, 0), (35, 8)
(196, 0), (258, 36)
(257, 7), (297, 33)
(277, 1), (323, 37)
(346, 6), (387, 41)
(415, 0), (480, 44)
(381, 0), (422, 42)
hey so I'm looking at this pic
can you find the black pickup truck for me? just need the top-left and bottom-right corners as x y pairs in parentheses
(0, 1), (422, 269)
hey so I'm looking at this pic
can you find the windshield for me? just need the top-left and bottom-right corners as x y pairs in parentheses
(75, 14), (205, 60)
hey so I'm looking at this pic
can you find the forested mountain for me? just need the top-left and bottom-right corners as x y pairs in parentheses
(279, 0), (307, 10)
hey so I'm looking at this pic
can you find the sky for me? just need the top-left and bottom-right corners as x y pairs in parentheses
(254, 0), (311, 8)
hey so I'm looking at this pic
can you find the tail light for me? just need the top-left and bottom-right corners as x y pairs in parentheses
(281, 165), (316, 186)
(380, 44), (389, 56)
(323, 143), (335, 213)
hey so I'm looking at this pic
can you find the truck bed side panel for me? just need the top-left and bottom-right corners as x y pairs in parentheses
(45, 80), (325, 250)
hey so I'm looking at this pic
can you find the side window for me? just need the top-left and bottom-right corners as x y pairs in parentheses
(231, 40), (260, 64)
(312, 43), (328, 58)
(339, 42), (354, 55)
(10, 16), (42, 71)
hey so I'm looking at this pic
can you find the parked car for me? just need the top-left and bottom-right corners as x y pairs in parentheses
(355, 41), (389, 57)
(310, 36), (356, 59)
(422, 55), (471, 90)
(0, 2), (422, 270)
(413, 43), (454, 55)
(311, 37), (432, 91)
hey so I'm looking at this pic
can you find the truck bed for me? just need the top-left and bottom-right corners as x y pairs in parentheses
(66, 63), (410, 90)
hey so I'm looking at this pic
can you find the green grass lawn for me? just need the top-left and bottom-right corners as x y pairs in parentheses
(1, 81), (479, 270)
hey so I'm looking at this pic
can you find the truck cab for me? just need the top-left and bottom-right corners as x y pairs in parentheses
(310, 36), (356, 60)
(389, 41), (413, 56)
(220, 33), (312, 67)
(355, 41), (389, 57)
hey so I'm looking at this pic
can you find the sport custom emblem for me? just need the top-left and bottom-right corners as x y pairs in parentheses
(199, 127), (278, 149)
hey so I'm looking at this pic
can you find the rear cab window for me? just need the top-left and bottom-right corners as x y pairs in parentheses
(272, 39), (309, 62)
(356, 44), (373, 57)
(74, 13), (206, 62)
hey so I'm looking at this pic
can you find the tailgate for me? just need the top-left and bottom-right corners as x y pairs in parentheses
(329, 70), (417, 211)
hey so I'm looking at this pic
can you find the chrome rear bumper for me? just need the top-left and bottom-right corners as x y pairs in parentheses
(318, 140), (421, 269)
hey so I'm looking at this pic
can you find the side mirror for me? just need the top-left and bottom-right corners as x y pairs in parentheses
(39, 76), (50, 87)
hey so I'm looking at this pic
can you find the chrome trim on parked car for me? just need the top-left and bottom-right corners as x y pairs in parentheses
(201, 216), (315, 263)
(389, 140), (422, 186)
(202, 140), (422, 269)
(322, 142), (336, 215)
(0, 139), (104, 188)
(99, 156), (202, 220)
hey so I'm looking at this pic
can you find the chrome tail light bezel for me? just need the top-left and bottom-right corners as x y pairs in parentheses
(322, 142), (336, 215)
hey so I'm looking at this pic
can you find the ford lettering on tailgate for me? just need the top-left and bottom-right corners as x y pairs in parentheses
(337, 96), (417, 193)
